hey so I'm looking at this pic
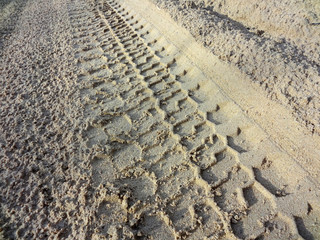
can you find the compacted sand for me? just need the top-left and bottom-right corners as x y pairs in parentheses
(0, 0), (320, 239)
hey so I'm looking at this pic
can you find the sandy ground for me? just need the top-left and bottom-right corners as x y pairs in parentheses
(0, 0), (26, 51)
(0, 0), (320, 239)
(153, 0), (320, 136)
(0, 0), (96, 238)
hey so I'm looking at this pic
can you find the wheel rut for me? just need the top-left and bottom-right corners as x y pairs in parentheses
(68, 0), (320, 239)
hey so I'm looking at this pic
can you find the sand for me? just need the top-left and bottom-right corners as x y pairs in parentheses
(0, 0), (319, 239)
(153, 0), (320, 136)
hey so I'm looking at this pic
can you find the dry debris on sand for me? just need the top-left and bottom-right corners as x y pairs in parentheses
(0, 0), (320, 239)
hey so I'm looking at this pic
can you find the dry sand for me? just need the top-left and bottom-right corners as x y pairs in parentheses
(0, 0), (320, 239)
(153, 0), (320, 136)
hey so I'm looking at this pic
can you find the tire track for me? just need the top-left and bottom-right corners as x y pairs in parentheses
(68, 0), (319, 239)
(95, 4), (238, 239)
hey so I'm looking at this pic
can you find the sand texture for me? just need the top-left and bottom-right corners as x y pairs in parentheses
(0, 0), (26, 52)
(153, 0), (320, 136)
(0, 0), (320, 239)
